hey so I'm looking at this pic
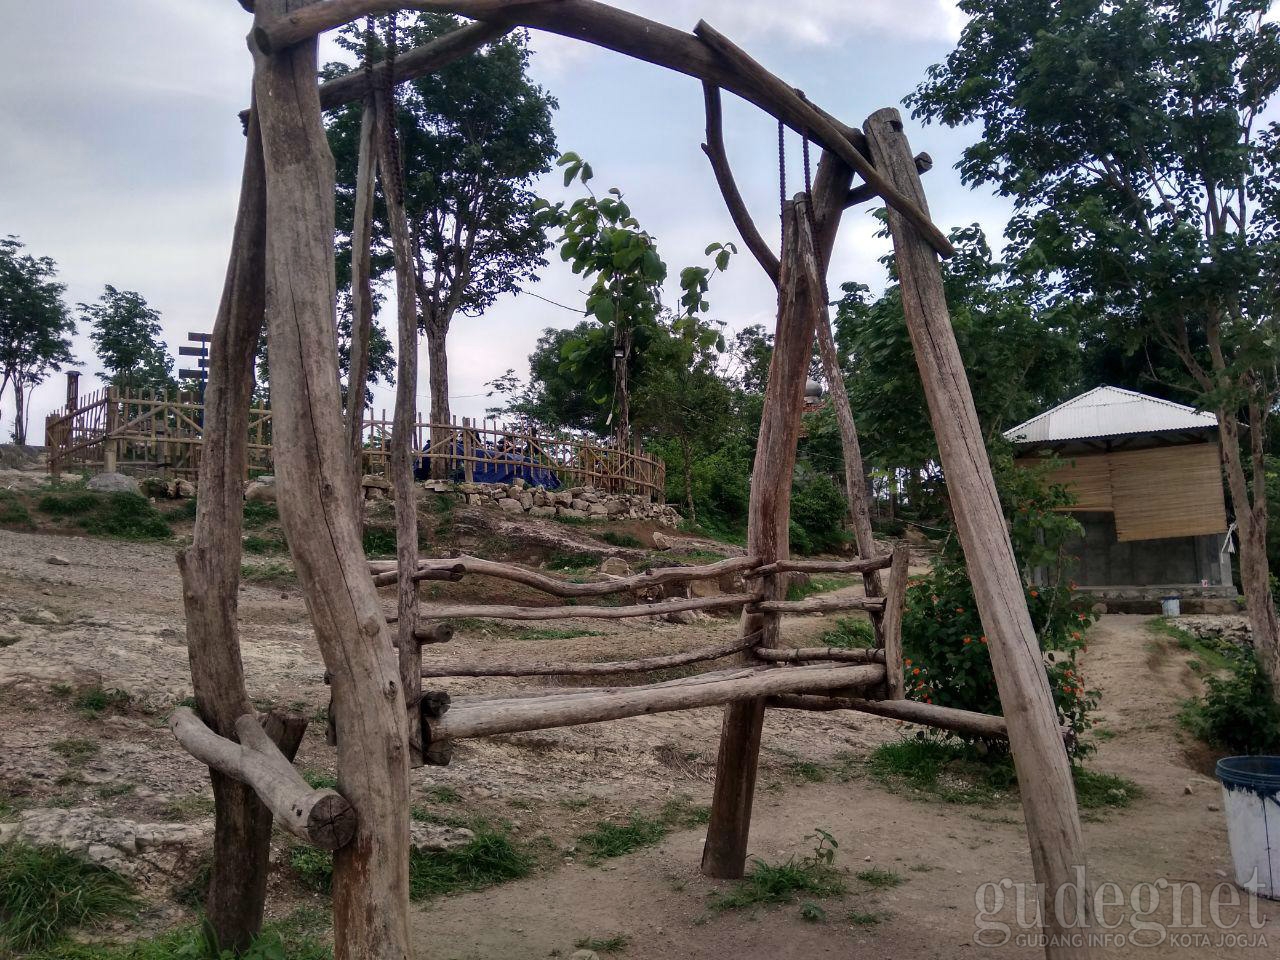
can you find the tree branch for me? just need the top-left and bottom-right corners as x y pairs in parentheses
(700, 82), (780, 285)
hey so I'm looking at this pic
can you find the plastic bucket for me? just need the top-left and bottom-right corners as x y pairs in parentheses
(1216, 756), (1280, 898)
(1161, 595), (1181, 617)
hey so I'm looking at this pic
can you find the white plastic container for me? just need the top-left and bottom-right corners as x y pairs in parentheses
(1216, 756), (1280, 898)
(1161, 595), (1181, 617)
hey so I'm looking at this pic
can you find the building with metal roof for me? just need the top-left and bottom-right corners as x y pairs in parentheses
(1009, 387), (1235, 610)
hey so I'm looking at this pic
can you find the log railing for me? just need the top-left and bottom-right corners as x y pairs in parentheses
(44, 388), (666, 499)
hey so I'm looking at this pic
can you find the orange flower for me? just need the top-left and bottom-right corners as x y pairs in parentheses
(1071, 631), (1081, 640)
(904, 658), (913, 667)
(963, 636), (972, 645)
(1030, 589), (1039, 598)
(956, 607), (965, 614)
(912, 667), (921, 676)
(980, 636), (988, 645)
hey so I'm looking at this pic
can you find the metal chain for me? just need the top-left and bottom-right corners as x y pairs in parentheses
(801, 131), (817, 234)
(363, 15), (375, 93)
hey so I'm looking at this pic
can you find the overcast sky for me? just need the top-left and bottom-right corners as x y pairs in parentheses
(0, 1), (1014, 443)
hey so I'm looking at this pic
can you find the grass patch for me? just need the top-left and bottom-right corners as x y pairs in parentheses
(71, 686), (131, 719)
(25, 918), (332, 960)
(242, 533), (287, 555)
(1147, 618), (1237, 672)
(867, 737), (1142, 811)
(240, 561), (295, 586)
(362, 526), (397, 557)
(546, 551), (599, 572)
(574, 933), (630, 954)
(425, 785), (462, 804)
(513, 626), (604, 642)
(847, 909), (889, 926)
(818, 617), (876, 650)
(291, 820), (532, 901)
(785, 575), (855, 602)
(0, 490), (34, 528)
(855, 867), (903, 889)
(242, 500), (279, 528)
(577, 815), (667, 863)
(0, 842), (135, 951)
(159, 794), (215, 822)
(710, 830), (846, 912)
(51, 738), (99, 764)
(598, 531), (643, 549)
(37, 492), (171, 541)
(787, 759), (829, 783)
(302, 770), (338, 790)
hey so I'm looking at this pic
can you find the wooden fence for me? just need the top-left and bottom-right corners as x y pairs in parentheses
(44, 387), (666, 500)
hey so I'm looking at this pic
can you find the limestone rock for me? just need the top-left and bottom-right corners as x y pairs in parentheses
(588, 503), (608, 517)
(410, 822), (475, 854)
(599, 557), (629, 577)
(46, 555), (71, 566)
(558, 507), (587, 519)
(497, 497), (526, 514)
(651, 531), (675, 551)
(528, 506), (556, 518)
(244, 476), (276, 503)
(87, 472), (140, 495)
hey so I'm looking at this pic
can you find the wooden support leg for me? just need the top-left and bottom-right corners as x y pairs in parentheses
(175, 103), (268, 954)
(251, 4), (411, 957)
(702, 200), (824, 878)
(863, 107), (1095, 957)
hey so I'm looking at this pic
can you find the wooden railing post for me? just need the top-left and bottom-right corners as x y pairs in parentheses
(863, 106), (1095, 957)
(103, 386), (119, 473)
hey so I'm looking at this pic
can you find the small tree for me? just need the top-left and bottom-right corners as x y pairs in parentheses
(326, 14), (558, 474)
(81, 285), (173, 392)
(0, 237), (74, 444)
(910, 0), (1280, 698)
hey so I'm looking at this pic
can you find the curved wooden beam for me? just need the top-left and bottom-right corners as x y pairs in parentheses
(406, 591), (758, 621)
(250, 0), (954, 257)
(700, 83), (779, 284)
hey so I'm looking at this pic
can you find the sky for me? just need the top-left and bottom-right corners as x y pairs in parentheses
(0, 0), (1015, 443)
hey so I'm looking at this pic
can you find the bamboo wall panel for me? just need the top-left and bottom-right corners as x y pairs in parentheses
(1110, 443), (1227, 542)
(1017, 454), (1113, 511)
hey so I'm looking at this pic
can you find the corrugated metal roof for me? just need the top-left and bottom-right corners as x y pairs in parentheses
(1003, 386), (1217, 446)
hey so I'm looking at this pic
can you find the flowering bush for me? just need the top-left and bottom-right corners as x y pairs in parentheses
(900, 448), (1100, 756)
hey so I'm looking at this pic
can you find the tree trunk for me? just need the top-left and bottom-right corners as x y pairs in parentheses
(1217, 409), (1280, 694)
(425, 312), (449, 480)
(864, 106), (1094, 958)
(702, 200), (822, 878)
(679, 433), (695, 522)
(375, 84), (424, 766)
(13, 379), (26, 445)
(614, 322), (631, 448)
(346, 97), (377, 512)
(175, 102), (269, 956)
(251, 5), (411, 957)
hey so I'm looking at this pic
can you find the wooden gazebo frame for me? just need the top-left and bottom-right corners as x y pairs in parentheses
(168, 3), (1095, 959)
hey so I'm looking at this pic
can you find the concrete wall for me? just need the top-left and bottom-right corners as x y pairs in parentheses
(1062, 511), (1232, 590)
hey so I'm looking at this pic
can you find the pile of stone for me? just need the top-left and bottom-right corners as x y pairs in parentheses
(1167, 614), (1253, 651)
(0, 807), (210, 878)
(448, 480), (681, 527)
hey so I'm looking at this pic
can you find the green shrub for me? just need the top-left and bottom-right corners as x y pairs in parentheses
(0, 842), (135, 951)
(576, 815), (667, 862)
(789, 466), (848, 556)
(71, 687), (131, 718)
(1181, 651), (1280, 754)
(546, 551), (597, 571)
(599, 530), (642, 549)
(819, 617), (875, 649)
(0, 491), (33, 528)
(362, 527), (397, 557)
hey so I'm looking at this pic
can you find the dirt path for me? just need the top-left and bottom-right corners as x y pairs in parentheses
(0, 528), (1275, 956)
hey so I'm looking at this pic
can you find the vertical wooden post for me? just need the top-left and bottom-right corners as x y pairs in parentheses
(103, 386), (119, 472)
(463, 418), (475, 483)
(65, 370), (80, 412)
(175, 104), (270, 954)
(375, 80), (424, 767)
(346, 97), (377, 517)
(702, 200), (823, 878)
(863, 107), (1094, 956)
(251, 4), (411, 957)
(880, 543), (909, 699)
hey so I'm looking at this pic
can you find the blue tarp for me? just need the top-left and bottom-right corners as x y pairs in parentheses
(414, 440), (561, 489)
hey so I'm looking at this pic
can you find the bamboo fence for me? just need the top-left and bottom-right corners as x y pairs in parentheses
(44, 387), (666, 499)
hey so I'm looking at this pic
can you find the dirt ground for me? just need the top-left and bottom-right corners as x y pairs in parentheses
(0, 509), (1277, 958)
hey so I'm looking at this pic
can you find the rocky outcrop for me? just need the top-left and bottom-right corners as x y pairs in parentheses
(87, 472), (141, 496)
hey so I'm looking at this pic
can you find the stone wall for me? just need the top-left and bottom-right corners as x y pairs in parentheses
(443, 480), (681, 527)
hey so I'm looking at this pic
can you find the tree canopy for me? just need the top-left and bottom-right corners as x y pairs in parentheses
(0, 236), (74, 444)
(81, 285), (173, 392)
